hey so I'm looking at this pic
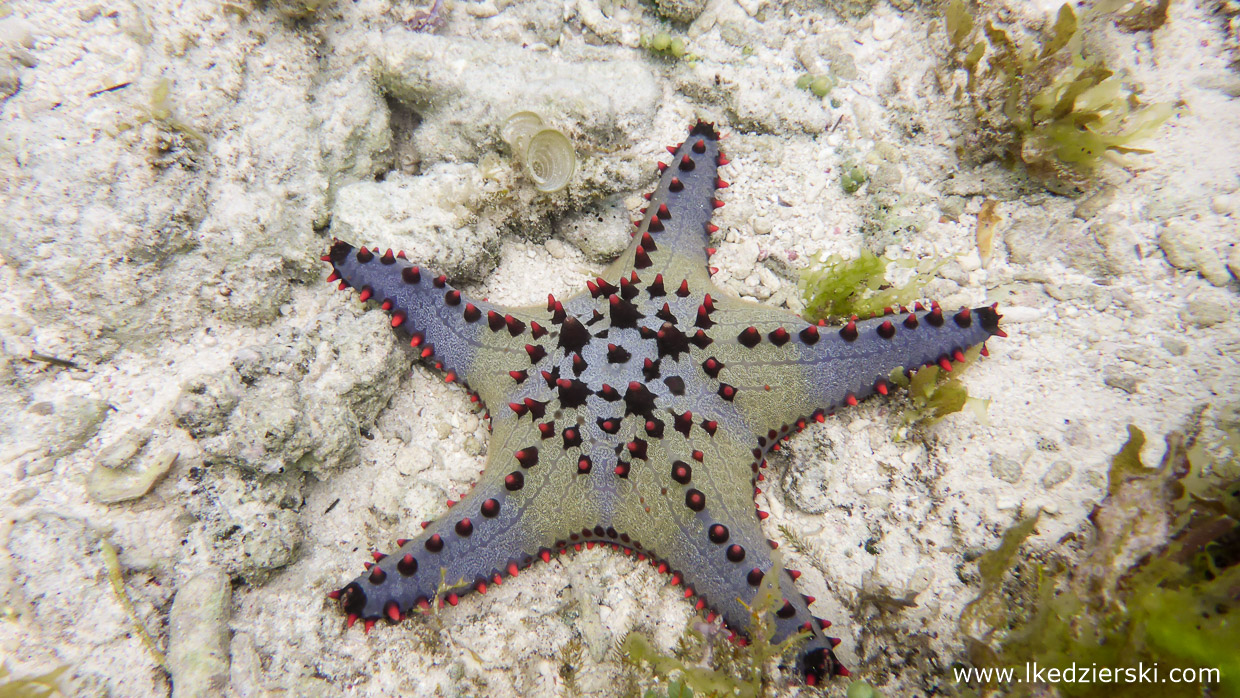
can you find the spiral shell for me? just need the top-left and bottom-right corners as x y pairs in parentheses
(500, 111), (545, 154)
(523, 128), (576, 193)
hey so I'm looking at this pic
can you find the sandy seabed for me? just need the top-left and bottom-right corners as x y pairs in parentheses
(1, 0), (1238, 695)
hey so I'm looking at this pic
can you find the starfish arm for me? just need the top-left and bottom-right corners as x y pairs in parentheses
(797, 303), (1004, 408)
(335, 418), (607, 625)
(614, 427), (844, 680)
(703, 301), (1005, 444)
(324, 240), (554, 408)
(603, 121), (728, 288)
(336, 472), (528, 624)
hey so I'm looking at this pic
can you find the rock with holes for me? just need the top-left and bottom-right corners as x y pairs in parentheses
(321, 122), (1007, 686)
(182, 464), (303, 580)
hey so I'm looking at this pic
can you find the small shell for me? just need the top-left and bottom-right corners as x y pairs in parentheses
(524, 128), (576, 193)
(501, 111), (545, 153)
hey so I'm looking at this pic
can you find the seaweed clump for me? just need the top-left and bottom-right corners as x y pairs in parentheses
(958, 406), (1240, 697)
(942, 1), (1173, 194)
(798, 250), (927, 323)
(890, 345), (989, 434)
(795, 73), (835, 99)
(621, 553), (809, 697)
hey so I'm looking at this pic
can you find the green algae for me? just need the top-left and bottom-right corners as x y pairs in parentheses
(890, 345), (990, 430)
(958, 408), (1240, 697)
(799, 252), (989, 432)
(943, 1), (1174, 193)
(642, 32), (690, 60)
(845, 680), (886, 698)
(839, 164), (867, 194)
(798, 250), (925, 323)
(796, 73), (835, 98)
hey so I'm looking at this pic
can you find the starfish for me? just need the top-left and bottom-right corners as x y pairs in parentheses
(322, 121), (1004, 683)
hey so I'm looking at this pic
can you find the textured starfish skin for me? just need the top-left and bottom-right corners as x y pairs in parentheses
(323, 122), (1004, 682)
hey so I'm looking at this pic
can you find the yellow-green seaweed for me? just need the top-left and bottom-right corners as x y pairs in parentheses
(943, 1), (1174, 193)
(642, 32), (690, 60)
(840, 164), (868, 194)
(890, 345), (990, 430)
(796, 73), (835, 98)
(958, 409), (1240, 697)
(798, 250), (926, 323)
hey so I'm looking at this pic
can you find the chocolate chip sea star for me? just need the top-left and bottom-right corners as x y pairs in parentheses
(323, 121), (1005, 684)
